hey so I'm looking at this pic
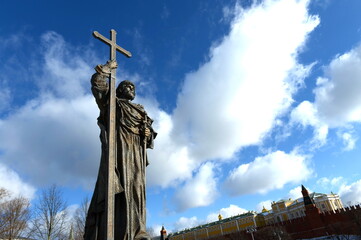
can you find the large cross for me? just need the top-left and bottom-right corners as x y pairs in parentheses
(93, 29), (132, 240)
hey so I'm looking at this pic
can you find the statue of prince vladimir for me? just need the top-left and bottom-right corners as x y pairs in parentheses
(84, 60), (157, 240)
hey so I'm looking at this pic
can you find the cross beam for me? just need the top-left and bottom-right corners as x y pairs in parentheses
(93, 29), (132, 240)
(93, 30), (132, 59)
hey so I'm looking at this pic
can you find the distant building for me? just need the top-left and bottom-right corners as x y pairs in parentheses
(151, 226), (168, 240)
(168, 211), (257, 240)
(167, 185), (357, 240)
(258, 185), (344, 225)
(160, 225), (167, 240)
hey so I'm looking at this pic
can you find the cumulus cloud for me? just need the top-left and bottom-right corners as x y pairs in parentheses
(256, 200), (273, 212)
(148, 224), (163, 238)
(317, 176), (345, 191)
(0, 94), (100, 188)
(171, 204), (248, 232)
(338, 131), (357, 151)
(0, 32), (102, 188)
(314, 45), (361, 126)
(172, 0), (318, 162)
(173, 216), (200, 231)
(147, 0), (319, 204)
(64, 204), (79, 227)
(0, 163), (36, 199)
(291, 43), (361, 147)
(0, 86), (11, 113)
(224, 150), (312, 196)
(206, 204), (248, 222)
(288, 185), (306, 200)
(0, 32), (151, 189)
(146, 111), (196, 187)
(173, 162), (218, 211)
(339, 179), (361, 205)
(290, 100), (329, 146)
(39, 32), (96, 98)
(0, 0), (320, 212)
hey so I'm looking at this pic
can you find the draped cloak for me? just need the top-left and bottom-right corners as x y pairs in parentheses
(84, 72), (156, 240)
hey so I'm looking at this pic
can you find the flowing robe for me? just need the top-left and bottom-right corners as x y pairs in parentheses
(84, 72), (156, 240)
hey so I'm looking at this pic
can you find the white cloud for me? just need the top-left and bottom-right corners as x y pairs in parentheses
(339, 131), (357, 151)
(147, 0), (319, 207)
(171, 204), (248, 232)
(132, 29), (152, 67)
(256, 200), (273, 212)
(146, 111), (196, 187)
(224, 150), (312, 196)
(330, 177), (344, 186)
(39, 32), (95, 98)
(0, 86), (11, 113)
(172, 0), (318, 162)
(0, 32), (104, 189)
(0, 0), (320, 212)
(339, 179), (361, 205)
(317, 176), (345, 191)
(291, 43), (361, 147)
(290, 100), (329, 146)
(288, 186), (305, 200)
(0, 95), (100, 188)
(312, 0), (331, 9)
(314, 45), (361, 126)
(148, 224), (163, 238)
(64, 204), (79, 229)
(0, 163), (36, 199)
(206, 204), (248, 222)
(173, 216), (200, 231)
(173, 162), (218, 211)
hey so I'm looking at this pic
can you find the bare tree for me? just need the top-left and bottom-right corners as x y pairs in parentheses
(0, 188), (7, 199)
(30, 184), (68, 240)
(0, 188), (9, 236)
(146, 227), (158, 238)
(0, 187), (31, 240)
(72, 196), (89, 240)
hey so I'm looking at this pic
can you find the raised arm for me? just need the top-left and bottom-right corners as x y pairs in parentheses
(90, 60), (118, 111)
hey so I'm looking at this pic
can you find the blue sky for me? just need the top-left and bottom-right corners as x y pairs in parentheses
(1, 0), (361, 235)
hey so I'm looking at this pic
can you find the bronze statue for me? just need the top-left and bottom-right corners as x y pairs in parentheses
(84, 60), (157, 240)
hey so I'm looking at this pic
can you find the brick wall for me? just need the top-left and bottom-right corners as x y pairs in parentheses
(216, 204), (361, 240)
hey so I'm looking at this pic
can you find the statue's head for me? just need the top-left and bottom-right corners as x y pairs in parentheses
(117, 80), (135, 101)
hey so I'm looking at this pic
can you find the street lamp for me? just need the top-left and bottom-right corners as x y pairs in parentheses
(246, 227), (257, 240)
(273, 230), (282, 240)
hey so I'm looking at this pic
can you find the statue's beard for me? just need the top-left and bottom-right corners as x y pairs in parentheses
(119, 91), (135, 101)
